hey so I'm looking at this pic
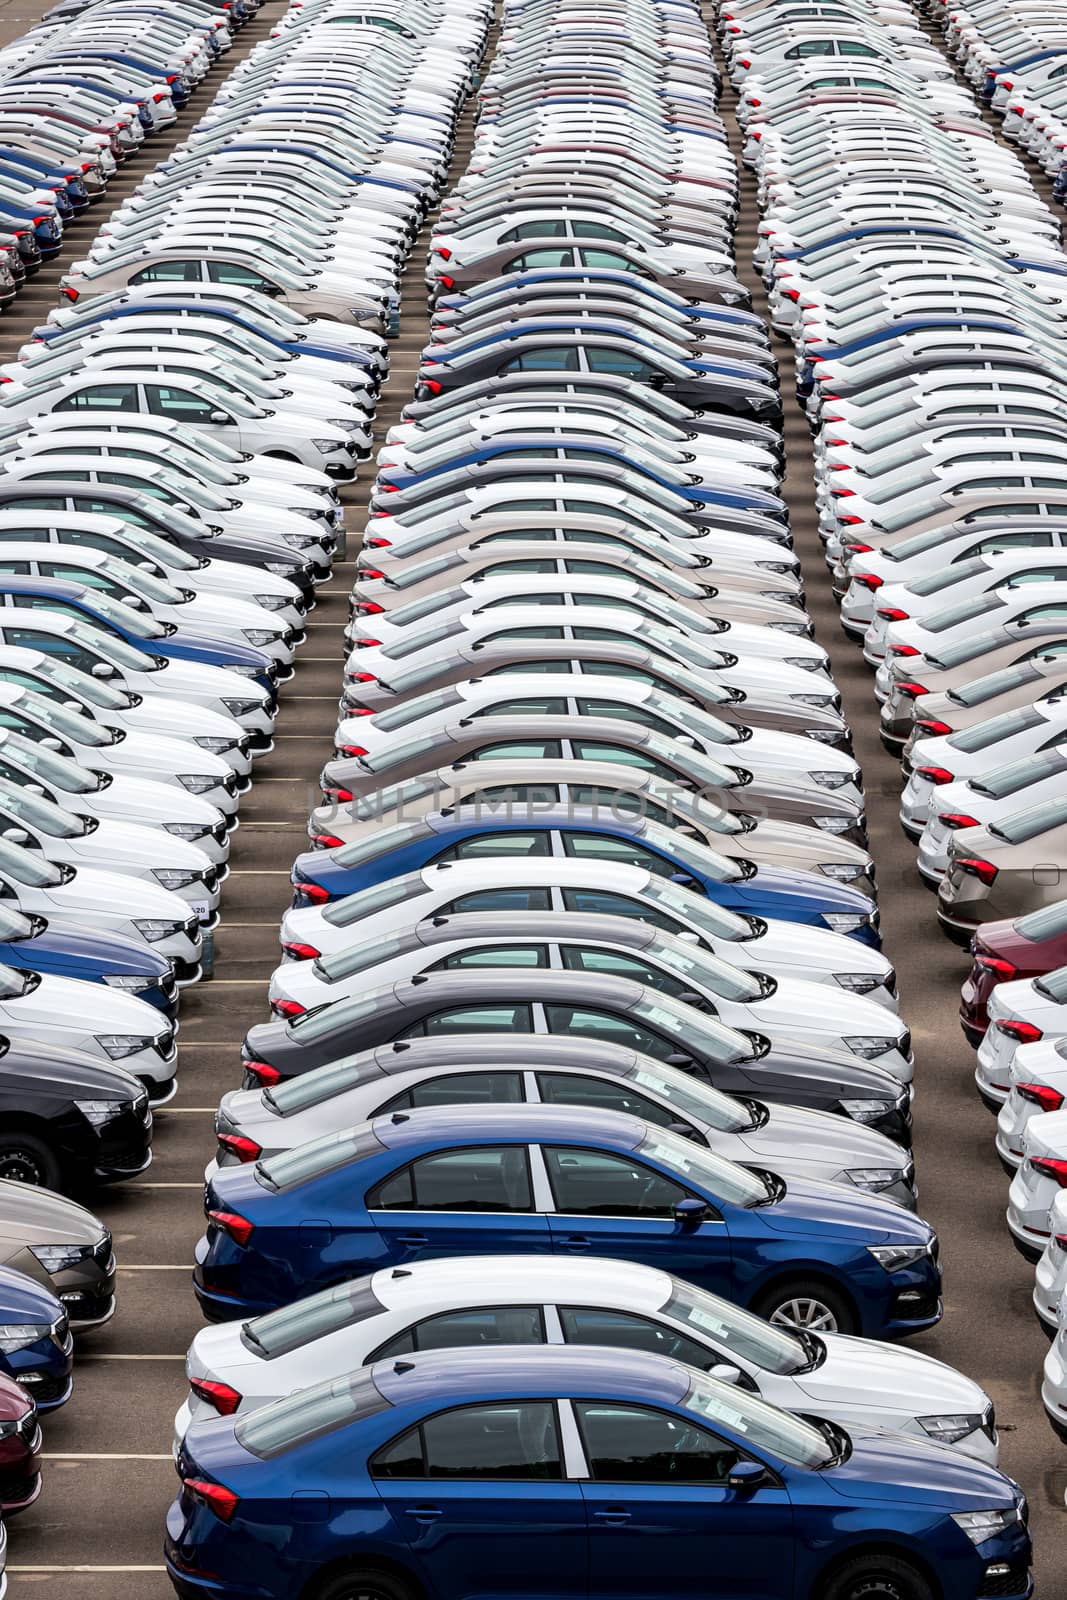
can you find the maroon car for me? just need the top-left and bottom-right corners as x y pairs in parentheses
(960, 899), (1067, 1045)
(0, 1371), (40, 1514)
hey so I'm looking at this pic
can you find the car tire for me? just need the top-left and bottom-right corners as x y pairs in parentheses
(751, 1278), (857, 1335)
(309, 1567), (418, 1600)
(0, 1131), (62, 1190)
(818, 1551), (936, 1600)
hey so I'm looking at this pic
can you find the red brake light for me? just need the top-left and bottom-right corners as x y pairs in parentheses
(208, 1210), (254, 1248)
(996, 1019), (1043, 1044)
(1018, 1083), (1064, 1112)
(359, 570), (385, 581)
(890, 645), (920, 658)
(188, 1377), (243, 1416)
(916, 719), (952, 736)
(830, 488), (855, 499)
(185, 1478), (239, 1524)
(347, 672), (377, 684)
(916, 766), (954, 786)
(61, 287), (78, 302)
(271, 999), (307, 1020)
(365, 537), (391, 549)
(215, 1133), (262, 1164)
(896, 682), (928, 699)
(852, 573), (883, 591)
(283, 941), (320, 960)
(313, 835), (345, 850)
(844, 542), (873, 554)
(957, 858), (998, 886)
(243, 1061), (281, 1088)
(345, 708), (374, 718)
(421, 378), (443, 396)
(437, 275), (455, 290)
(974, 954), (1017, 980)
(1029, 1156), (1067, 1188)
(782, 288), (800, 302)
(354, 602), (384, 615)
(938, 813), (979, 830)
(353, 640), (381, 649)
(338, 745), (368, 759)
(877, 607), (909, 622)
(435, 246), (452, 260)
(294, 882), (330, 906)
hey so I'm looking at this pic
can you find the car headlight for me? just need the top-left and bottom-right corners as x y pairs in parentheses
(194, 736), (238, 755)
(178, 775), (220, 794)
(834, 973), (884, 995)
(809, 771), (852, 789)
(867, 1244), (929, 1273)
(844, 1036), (898, 1060)
(243, 629), (280, 647)
(74, 1099), (126, 1126)
(919, 1414), (983, 1445)
(282, 533), (322, 550)
(133, 919), (183, 942)
(95, 1034), (154, 1060)
(103, 974), (159, 993)
(812, 815), (855, 833)
(264, 563), (297, 576)
(310, 438), (345, 453)
(153, 868), (204, 892)
(162, 823), (210, 842)
(30, 1243), (93, 1274)
(792, 693), (839, 708)
(0, 1323), (50, 1353)
(228, 665), (266, 678)
(839, 1098), (895, 1124)
(823, 914), (870, 934)
(253, 594), (289, 612)
(950, 1507), (1019, 1545)
(784, 657), (823, 671)
(819, 863), (865, 880)
(806, 729), (844, 743)
(844, 1167), (907, 1193)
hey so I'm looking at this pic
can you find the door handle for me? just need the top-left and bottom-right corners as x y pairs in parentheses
(558, 1234), (590, 1251)
(397, 1234), (429, 1247)
(405, 1506), (442, 1523)
(593, 1508), (631, 1525)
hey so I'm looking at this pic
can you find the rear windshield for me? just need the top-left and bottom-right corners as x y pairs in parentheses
(235, 1369), (390, 1458)
(988, 796), (1067, 844)
(1016, 898), (1067, 941)
(1033, 966), (1067, 1004)
(256, 1123), (385, 1192)
(242, 1280), (384, 1360)
(950, 705), (1044, 754)
(322, 874), (426, 928)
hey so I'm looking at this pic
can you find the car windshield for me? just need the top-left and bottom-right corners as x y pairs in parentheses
(949, 705), (1044, 755)
(650, 940), (765, 1002)
(626, 1062), (751, 1132)
(640, 820), (740, 883)
(0, 781), (84, 838)
(21, 692), (111, 747)
(1033, 965), (1067, 1004)
(632, 996), (751, 1065)
(987, 796), (1067, 844)
(642, 879), (753, 941)
(1016, 899), (1067, 941)
(637, 1129), (766, 1207)
(73, 587), (168, 640)
(0, 960), (33, 998)
(256, 1123), (386, 1192)
(663, 1284), (808, 1377)
(33, 656), (131, 712)
(0, 901), (33, 940)
(235, 1368), (390, 1459)
(683, 1375), (834, 1468)
(387, 587), (469, 628)
(242, 1279), (385, 1360)
(0, 834), (63, 886)
(321, 875), (428, 929)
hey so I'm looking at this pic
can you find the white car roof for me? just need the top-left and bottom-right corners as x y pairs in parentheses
(369, 1253), (670, 1313)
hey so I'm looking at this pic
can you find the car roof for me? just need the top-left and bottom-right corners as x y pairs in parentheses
(371, 1252), (670, 1312)
(372, 1340), (690, 1407)
(372, 1099), (646, 1151)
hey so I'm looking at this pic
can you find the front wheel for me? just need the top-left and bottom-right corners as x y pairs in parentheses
(0, 1131), (62, 1190)
(751, 1278), (856, 1335)
(309, 1569), (417, 1600)
(819, 1552), (936, 1600)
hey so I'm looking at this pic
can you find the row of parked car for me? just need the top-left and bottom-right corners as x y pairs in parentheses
(157, 1), (1043, 1597)
(729, 0), (1067, 1504)
(0, 0), (480, 1574)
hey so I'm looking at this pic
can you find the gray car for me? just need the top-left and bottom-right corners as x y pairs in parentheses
(0, 1179), (114, 1331)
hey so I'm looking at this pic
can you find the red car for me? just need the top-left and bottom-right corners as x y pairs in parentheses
(960, 899), (1067, 1046)
(0, 1371), (40, 1515)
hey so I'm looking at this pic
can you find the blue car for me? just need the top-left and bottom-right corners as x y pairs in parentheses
(291, 809), (880, 944)
(194, 1103), (940, 1334)
(0, 577), (277, 693)
(0, 900), (176, 1017)
(0, 1265), (72, 1412)
(165, 1343), (1030, 1600)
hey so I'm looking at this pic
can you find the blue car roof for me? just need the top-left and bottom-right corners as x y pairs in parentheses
(373, 1342), (691, 1408)
(374, 1100), (646, 1152)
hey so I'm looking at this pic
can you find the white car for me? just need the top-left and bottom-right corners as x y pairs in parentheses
(0, 959), (174, 1085)
(1041, 1288), (1067, 1441)
(173, 1255), (997, 1460)
(917, 749), (1067, 882)
(977, 968), (1067, 1112)
(901, 699), (1067, 835)
(1007, 1107), (1067, 1259)
(996, 1037), (1067, 1171)
(271, 896), (906, 1057)
(1034, 1190), (1067, 1331)
(279, 857), (896, 1000)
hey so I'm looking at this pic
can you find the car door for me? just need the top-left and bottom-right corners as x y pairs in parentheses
(541, 1143), (733, 1290)
(371, 1398), (587, 1600)
(366, 1141), (553, 1265)
(573, 1399), (792, 1600)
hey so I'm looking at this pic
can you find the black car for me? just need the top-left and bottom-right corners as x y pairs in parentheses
(0, 1038), (152, 1190)
(241, 968), (911, 1144)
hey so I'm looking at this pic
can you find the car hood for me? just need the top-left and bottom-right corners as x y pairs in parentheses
(822, 1426), (1017, 1509)
(750, 1174), (925, 1242)
(6, 915), (169, 977)
(0, 1178), (104, 1243)
(745, 865), (874, 917)
(0, 1261), (62, 1320)
(750, 979), (901, 1039)
(799, 1331), (988, 1414)
(1, 1039), (142, 1097)
(5, 970), (168, 1036)
(754, 1103), (907, 1171)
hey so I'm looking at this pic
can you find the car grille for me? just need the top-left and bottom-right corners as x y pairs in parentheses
(91, 1232), (112, 1269)
(0, 1469), (39, 1505)
(17, 1412), (38, 1448)
(203, 868), (219, 894)
(981, 1403), (997, 1442)
(154, 1036), (176, 1064)
(977, 1566), (1032, 1598)
(25, 1372), (68, 1404)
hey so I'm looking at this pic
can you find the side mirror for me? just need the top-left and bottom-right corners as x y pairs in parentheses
(122, 595), (146, 610)
(727, 1461), (769, 1494)
(2, 827), (30, 845)
(61, 700), (81, 713)
(674, 1196), (708, 1228)
(670, 873), (700, 890)
(666, 1052), (696, 1069)
(676, 930), (700, 945)
(708, 1363), (741, 1386)
(209, 410), (231, 425)
(91, 663), (115, 679)
(40, 738), (63, 753)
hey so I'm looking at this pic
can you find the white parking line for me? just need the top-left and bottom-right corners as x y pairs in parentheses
(154, 1108), (216, 1113)
(117, 1266), (191, 1271)
(79, 1354), (185, 1360)
(42, 1453), (173, 1461)
(124, 1182), (204, 1190)
(8, 1566), (167, 1574)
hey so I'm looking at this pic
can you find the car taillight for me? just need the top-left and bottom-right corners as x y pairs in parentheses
(890, 645), (920, 658)
(996, 1019), (1043, 1044)
(782, 288), (800, 302)
(916, 766), (954, 786)
(359, 570), (385, 581)
(1018, 1083), (1064, 1111)
(271, 999), (307, 1020)
(283, 941), (320, 960)
(852, 573), (883, 591)
(243, 1061), (281, 1088)
(353, 639), (381, 648)
(974, 954), (1017, 980)
(345, 708), (374, 718)
(916, 719), (952, 736)
(877, 607), (909, 622)
(365, 537), (391, 549)
(938, 813), (978, 830)
(190, 1377), (244, 1415)
(322, 786), (354, 803)
(830, 488), (855, 499)
(1030, 1156), (1067, 1188)
(896, 682), (928, 699)
(957, 858), (998, 886)
(347, 672), (378, 684)
(353, 602), (384, 614)
(313, 835), (345, 849)
(216, 1132), (262, 1164)
(60, 287), (78, 302)
(435, 246), (451, 260)
(293, 882), (330, 906)
(184, 1477), (239, 1524)
(437, 275), (455, 290)
(208, 1210), (254, 1248)
(337, 745), (368, 759)
(421, 378), (443, 396)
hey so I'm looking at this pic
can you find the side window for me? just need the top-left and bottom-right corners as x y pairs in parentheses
(130, 260), (200, 283)
(973, 533), (1054, 553)
(372, 1401), (563, 1481)
(586, 349), (655, 377)
(501, 221), (567, 241)
(1020, 606), (1067, 622)
(560, 888), (680, 930)
(561, 833), (677, 876)
(207, 261), (278, 291)
(572, 222), (627, 243)
(368, 1145), (533, 1212)
(558, 947), (693, 998)
(433, 832), (554, 862)
(505, 347), (581, 372)
(502, 249), (577, 273)
(559, 1307), (718, 1370)
(372, 1305), (544, 1362)
(467, 740), (564, 760)
(444, 888), (553, 913)
(380, 1072), (526, 1113)
(145, 385), (218, 423)
(571, 740), (659, 772)
(787, 38), (835, 55)
(536, 1071), (702, 1139)
(433, 946), (549, 971)
(543, 1145), (688, 1217)
(575, 1402), (743, 1485)
(470, 697), (569, 717)
(408, 1003), (536, 1035)
(54, 382), (139, 413)
(578, 249), (642, 273)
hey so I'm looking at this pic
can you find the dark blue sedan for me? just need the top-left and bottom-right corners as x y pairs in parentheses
(291, 808), (880, 944)
(0, 1265), (72, 1412)
(193, 1103), (940, 1335)
(165, 1344), (1031, 1600)
(0, 900), (176, 1017)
